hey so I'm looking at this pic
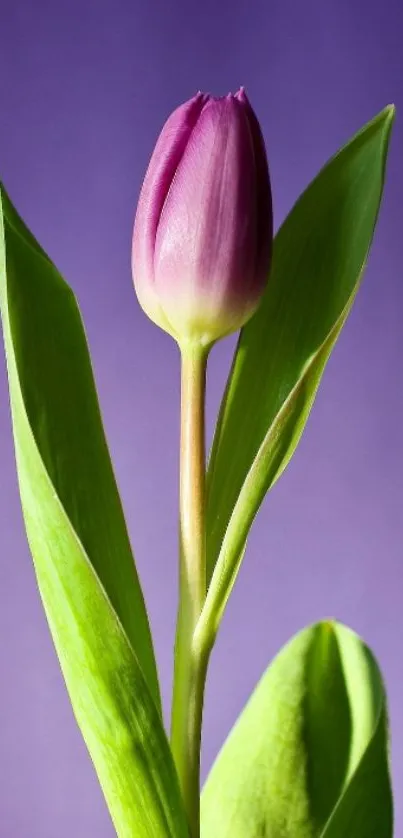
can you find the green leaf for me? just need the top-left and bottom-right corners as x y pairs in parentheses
(201, 621), (393, 838)
(202, 107), (394, 638)
(0, 186), (187, 837)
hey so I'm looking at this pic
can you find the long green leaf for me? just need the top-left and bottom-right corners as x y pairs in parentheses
(0, 186), (187, 837)
(202, 107), (394, 639)
(201, 621), (393, 838)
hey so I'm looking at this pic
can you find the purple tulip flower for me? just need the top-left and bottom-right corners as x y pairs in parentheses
(132, 87), (273, 347)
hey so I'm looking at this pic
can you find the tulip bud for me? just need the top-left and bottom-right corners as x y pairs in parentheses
(132, 87), (273, 348)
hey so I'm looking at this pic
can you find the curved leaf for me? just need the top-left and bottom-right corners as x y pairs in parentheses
(0, 187), (187, 836)
(202, 107), (394, 639)
(201, 621), (393, 838)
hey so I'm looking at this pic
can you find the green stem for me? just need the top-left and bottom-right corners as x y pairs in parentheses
(171, 344), (209, 838)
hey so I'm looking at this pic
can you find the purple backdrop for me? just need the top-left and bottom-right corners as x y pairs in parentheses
(0, 0), (401, 835)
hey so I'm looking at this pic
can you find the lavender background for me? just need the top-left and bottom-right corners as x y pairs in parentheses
(0, 0), (401, 835)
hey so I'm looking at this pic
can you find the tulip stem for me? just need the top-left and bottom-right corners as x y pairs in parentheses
(171, 343), (209, 838)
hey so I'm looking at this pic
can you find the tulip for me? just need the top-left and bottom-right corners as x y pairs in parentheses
(131, 89), (273, 833)
(132, 87), (273, 348)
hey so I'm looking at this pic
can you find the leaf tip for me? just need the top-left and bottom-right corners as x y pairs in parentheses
(383, 103), (396, 127)
(318, 620), (338, 647)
